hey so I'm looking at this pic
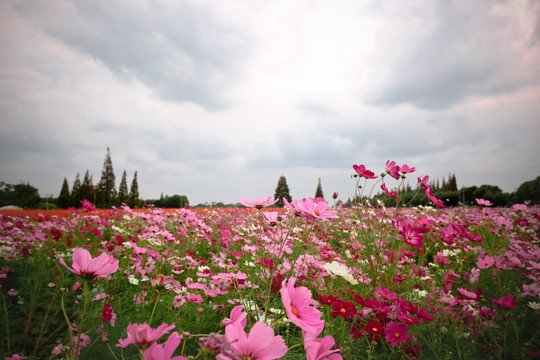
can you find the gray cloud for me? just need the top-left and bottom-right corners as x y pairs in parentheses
(368, 0), (540, 110)
(11, 0), (252, 110)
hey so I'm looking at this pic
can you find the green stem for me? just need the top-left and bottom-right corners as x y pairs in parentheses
(74, 281), (90, 359)
(1, 294), (10, 354)
(149, 290), (160, 324)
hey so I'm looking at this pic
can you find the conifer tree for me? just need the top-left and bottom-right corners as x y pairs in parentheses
(70, 172), (82, 207)
(80, 170), (93, 204)
(97, 147), (116, 208)
(315, 178), (324, 199)
(57, 177), (71, 209)
(129, 171), (140, 207)
(117, 170), (128, 205)
(273, 175), (292, 207)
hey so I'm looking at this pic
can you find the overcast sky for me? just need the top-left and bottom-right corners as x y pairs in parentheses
(1, 0), (540, 205)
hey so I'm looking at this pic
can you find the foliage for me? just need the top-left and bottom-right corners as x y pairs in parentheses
(273, 175), (292, 207)
(146, 194), (189, 208)
(511, 175), (540, 205)
(70, 173), (82, 208)
(128, 171), (140, 208)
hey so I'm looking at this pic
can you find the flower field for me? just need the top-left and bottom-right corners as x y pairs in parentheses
(1, 168), (540, 359)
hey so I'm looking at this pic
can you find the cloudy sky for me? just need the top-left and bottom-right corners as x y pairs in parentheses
(1, 0), (539, 205)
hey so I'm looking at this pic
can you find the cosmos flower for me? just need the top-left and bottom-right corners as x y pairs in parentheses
(385, 160), (401, 180)
(224, 321), (287, 360)
(239, 196), (278, 209)
(117, 322), (175, 349)
(59, 248), (119, 280)
(280, 277), (325, 335)
(352, 164), (377, 179)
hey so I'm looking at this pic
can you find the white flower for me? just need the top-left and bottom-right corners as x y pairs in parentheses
(323, 261), (359, 285)
(528, 301), (540, 311)
(128, 275), (139, 285)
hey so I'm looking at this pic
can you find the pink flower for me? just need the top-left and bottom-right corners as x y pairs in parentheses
(222, 305), (248, 329)
(5, 354), (27, 360)
(263, 211), (284, 226)
(224, 321), (287, 360)
(402, 224), (423, 248)
(400, 164), (416, 174)
(59, 248), (119, 280)
(352, 164), (377, 179)
(492, 294), (517, 310)
(381, 183), (398, 200)
(71, 334), (91, 356)
(305, 335), (342, 360)
(299, 197), (338, 221)
(475, 198), (493, 207)
(239, 196), (278, 209)
(186, 294), (204, 303)
(280, 277), (325, 335)
(225, 321), (288, 360)
(385, 321), (409, 346)
(80, 199), (97, 212)
(117, 322), (175, 348)
(143, 332), (187, 360)
(385, 160), (401, 180)
(476, 254), (495, 269)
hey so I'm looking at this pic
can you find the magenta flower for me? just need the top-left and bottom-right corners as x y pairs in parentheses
(385, 160), (401, 179)
(305, 335), (342, 360)
(224, 321), (287, 360)
(117, 322), (175, 348)
(402, 224), (423, 248)
(280, 277), (325, 335)
(239, 196), (278, 209)
(381, 183), (398, 200)
(143, 332), (187, 360)
(492, 294), (517, 310)
(475, 198), (493, 207)
(477, 254), (495, 269)
(400, 164), (416, 174)
(352, 164), (377, 179)
(385, 321), (409, 346)
(417, 175), (429, 187)
(59, 248), (119, 280)
(424, 186), (444, 207)
(101, 303), (117, 326)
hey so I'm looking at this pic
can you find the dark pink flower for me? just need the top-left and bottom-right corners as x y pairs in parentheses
(117, 322), (175, 349)
(352, 164), (377, 179)
(385, 160), (401, 179)
(424, 186), (444, 207)
(59, 248), (119, 280)
(280, 277), (324, 335)
(330, 300), (357, 320)
(224, 321), (287, 360)
(101, 303), (117, 326)
(417, 175), (429, 187)
(239, 196), (278, 209)
(385, 321), (409, 346)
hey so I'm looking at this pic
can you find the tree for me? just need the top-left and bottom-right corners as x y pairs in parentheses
(274, 175), (292, 207)
(315, 178), (324, 199)
(80, 170), (93, 204)
(57, 177), (71, 209)
(117, 170), (128, 205)
(97, 147), (116, 208)
(512, 175), (540, 205)
(70, 172), (82, 207)
(129, 171), (140, 207)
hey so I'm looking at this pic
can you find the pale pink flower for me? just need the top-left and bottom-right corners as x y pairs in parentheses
(59, 248), (119, 280)
(186, 293), (204, 303)
(298, 197), (338, 221)
(71, 334), (91, 356)
(280, 277), (325, 335)
(51, 344), (63, 355)
(224, 321), (287, 360)
(305, 335), (342, 360)
(476, 198), (493, 207)
(222, 305), (248, 329)
(385, 160), (401, 179)
(143, 332), (187, 360)
(117, 322), (175, 348)
(239, 196), (278, 209)
(263, 211), (285, 225)
(477, 254), (495, 269)
(5, 354), (27, 360)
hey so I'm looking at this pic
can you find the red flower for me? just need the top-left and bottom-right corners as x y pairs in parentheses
(330, 300), (357, 320)
(317, 294), (340, 307)
(364, 320), (384, 341)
